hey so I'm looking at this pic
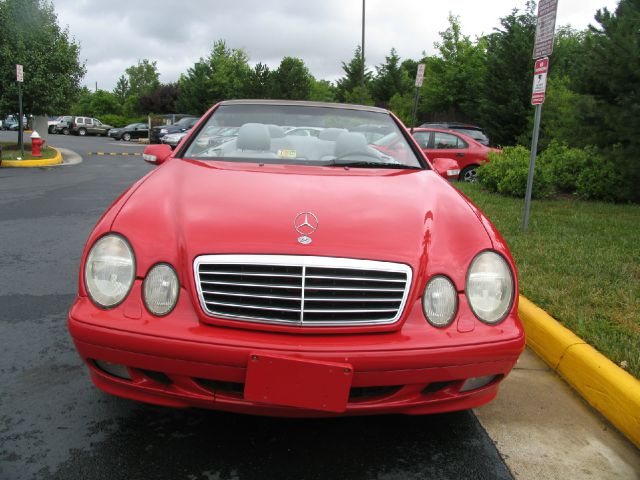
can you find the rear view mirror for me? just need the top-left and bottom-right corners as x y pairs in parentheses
(143, 144), (172, 165)
(431, 157), (461, 181)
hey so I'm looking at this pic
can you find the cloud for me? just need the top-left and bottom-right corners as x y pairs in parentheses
(51, 0), (618, 91)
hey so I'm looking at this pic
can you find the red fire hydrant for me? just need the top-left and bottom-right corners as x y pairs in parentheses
(31, 131), (43, 157)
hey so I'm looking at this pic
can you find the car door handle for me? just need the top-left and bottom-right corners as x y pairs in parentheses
(456, 153), (465, 157)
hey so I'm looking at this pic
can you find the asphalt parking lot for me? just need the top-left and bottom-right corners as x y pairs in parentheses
(0, 133), (514, 480)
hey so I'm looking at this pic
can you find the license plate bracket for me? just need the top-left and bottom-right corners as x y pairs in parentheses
(244, 353), (353, 412)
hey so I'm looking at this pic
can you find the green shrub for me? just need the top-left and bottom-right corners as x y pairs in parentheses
(538, 141), (591, 193)
(478, 142), (627, 202)
(576, 156), (623, 202)
(99, 114), (147, 128)
(477, 146), (554, 199)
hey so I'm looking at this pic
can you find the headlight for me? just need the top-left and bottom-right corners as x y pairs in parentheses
(143, 263), (179, 316)
(160, 128), (168, 134)
(466, 251), (514, 324)
(85, 234), (135, 308)
(422, 275), (458, 327)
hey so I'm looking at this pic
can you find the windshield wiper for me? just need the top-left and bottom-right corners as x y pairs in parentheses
(327, 160), (417, 169)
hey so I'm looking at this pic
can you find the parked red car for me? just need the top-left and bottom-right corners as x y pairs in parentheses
(68, 100), (524, 417)
(409, 127), (500, 182)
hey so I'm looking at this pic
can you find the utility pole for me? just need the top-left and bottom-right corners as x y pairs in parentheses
(16, 64), (24, 159)
(361, 0), (365, 104)
(523, 0), (557, 231)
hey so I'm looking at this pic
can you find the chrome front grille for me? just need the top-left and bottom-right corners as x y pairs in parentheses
(194, 255), (412, 326)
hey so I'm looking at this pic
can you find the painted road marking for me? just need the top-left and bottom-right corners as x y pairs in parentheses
(87, 152), (142, 156)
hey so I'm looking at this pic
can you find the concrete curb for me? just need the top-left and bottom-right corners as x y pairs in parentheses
(519, 295), (640, 449)
(1, 146), (62, 167)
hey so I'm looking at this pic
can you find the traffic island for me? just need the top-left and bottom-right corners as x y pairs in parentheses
(0, 142), (62, 167)
(519, 295), (640, 449)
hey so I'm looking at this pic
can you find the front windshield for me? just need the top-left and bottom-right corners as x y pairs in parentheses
(182, 104), (422, 169)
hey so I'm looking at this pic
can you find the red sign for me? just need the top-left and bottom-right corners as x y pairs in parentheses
(531, 57), (549, 105)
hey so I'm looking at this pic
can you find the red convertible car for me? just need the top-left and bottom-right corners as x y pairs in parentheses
(68, 100), (524, 417)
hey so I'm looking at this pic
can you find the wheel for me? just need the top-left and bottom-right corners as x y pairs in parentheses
(78, 128), (87, 136)
(460, 165), (478, 183)
(123, 132), (131, 142)
(62, 127), (70, 135)
(48, 125), (55, 134)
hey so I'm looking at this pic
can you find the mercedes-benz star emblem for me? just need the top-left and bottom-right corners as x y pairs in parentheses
(294, 212), (318, 245)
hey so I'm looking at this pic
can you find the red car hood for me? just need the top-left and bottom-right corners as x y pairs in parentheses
(112, 159), (492, 290)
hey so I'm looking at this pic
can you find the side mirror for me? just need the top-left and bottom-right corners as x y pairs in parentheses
(143, 144), (172, 165)
(431, 157), (461, 181)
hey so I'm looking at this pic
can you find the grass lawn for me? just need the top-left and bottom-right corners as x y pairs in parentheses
(457, 183), (640, 379)
(0, 141), (57, 161)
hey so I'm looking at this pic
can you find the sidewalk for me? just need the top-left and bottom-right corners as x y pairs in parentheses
(476, 348), (640, 479)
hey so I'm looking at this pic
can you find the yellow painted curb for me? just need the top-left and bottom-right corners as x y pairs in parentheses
(1, 147), (62, 167)
(519, 295), (640, 449)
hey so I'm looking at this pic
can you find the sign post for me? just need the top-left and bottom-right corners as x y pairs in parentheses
(523, 0), (558, 231)
(410, 63), (425, 132)
(16, 64), (24, 159)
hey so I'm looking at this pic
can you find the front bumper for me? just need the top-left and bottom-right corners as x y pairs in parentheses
(68, 286), (525, 417)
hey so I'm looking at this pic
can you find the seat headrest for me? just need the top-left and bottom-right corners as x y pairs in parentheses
(334, 132), (369, 157)
(237, 123), (271, 151)
(318, 128), (347, 141)
(267, 124), (286, 138)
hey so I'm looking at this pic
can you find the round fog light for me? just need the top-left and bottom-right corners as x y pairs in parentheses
(143, 263), (179, 316)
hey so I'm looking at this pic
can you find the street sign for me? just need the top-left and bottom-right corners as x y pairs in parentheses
(415, 63), (425, 87)
(532, 0), (558, 59)
(531, 57), (549, 105)
(16, 64), (23, 83)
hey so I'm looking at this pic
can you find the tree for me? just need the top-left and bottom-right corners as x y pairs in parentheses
(139, 83), (179, 114)
(309, 78), (336, 102)
(207, 40), (252, 101)
(113, 75), (130, 103)
(336, 46), (373, 103)
(479, 3), (537, 146)
(245, 63), (272, 99)
(575, 0), (640, 201)
(389, 92), (415, 124)
(401, 59), (419, 83)
(270, 57), (312, 100)
(176, 60), (213, 114)
(419, 14), (486, 123)
(89, 90), (122, 116)
(176, 40), (252, 112)
(371, 48), (412, 107)
(125, 59), (160, 98)
(70, 87), (93, 116)
(0, 0), (85, 115)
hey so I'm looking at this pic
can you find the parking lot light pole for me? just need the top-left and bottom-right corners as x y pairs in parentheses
(361, 0), (365, 105)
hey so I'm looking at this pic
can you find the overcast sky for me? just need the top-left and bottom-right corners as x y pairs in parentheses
(51, 0), (619, 92)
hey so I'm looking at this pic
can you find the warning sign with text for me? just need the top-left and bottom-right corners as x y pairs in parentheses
(533, 0), (557, 59)
(531, 57), (549, 105)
